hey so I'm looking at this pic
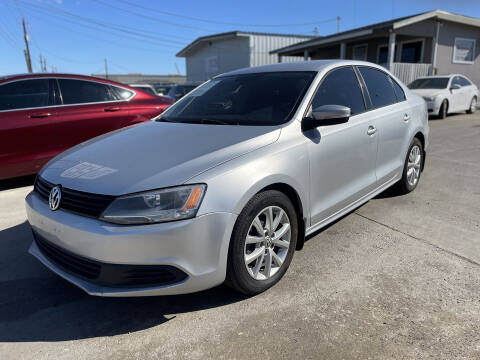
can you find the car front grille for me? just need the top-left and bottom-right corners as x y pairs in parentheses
(34, 176), (115, 218)
(33, 232), (189, 288)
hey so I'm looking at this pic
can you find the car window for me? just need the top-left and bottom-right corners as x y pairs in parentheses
(459, 77), (472, 87)
(390, 77), (406, 102)
(452, 77), (462, 87)
(160, 71), (316, 126)
(408, 78), (449, 89)
(358, 67), (397, 108)
(0, 79), (50, 111)
(132, 86), (155, 95)
(311, 66), (365, 115)
(110, 86), (134, 100)
(58, 79), (117, 105)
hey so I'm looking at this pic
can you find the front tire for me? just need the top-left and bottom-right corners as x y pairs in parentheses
(467, 97), (477, 114)
(438, 99), (448, 119)
(225, 190), (298, 295)
(393, 138), (423, 195)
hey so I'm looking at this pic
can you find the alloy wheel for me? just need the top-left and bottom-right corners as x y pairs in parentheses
(407, 145), (422, 187)
(244, 206), (291, 280)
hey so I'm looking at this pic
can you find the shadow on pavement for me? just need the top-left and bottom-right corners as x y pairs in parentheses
(0, 221), (248, 342)
(0, 175), (35, 191)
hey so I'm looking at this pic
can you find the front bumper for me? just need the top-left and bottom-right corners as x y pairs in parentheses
(26, 191), (237, 296)
(425, 99), (441, 115)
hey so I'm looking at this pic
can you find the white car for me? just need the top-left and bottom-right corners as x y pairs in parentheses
(128, 84), (157, 96)
(408, 75), (478, 118)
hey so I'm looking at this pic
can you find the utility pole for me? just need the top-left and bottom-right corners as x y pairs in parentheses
(336, 16), (341, 33)
(104, 58), (108, 79)
(22, 17), (33, 73)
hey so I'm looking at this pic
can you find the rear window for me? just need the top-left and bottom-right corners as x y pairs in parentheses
(0, 79), (50, 111)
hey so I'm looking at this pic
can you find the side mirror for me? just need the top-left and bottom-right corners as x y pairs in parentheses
(450, 84), (461, 91)
(302, 105), (351, 131)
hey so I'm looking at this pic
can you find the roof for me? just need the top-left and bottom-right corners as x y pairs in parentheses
(272, 10), (480, 55)
(176, 31), (316, 57)
(0, 73), (134, 87)
(214, 59), (381, 77)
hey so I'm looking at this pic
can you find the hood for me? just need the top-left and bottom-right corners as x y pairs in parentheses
(40, 121), (280, 195)
(410, 89), (445, 98)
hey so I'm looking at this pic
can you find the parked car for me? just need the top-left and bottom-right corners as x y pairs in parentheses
(26, 60), (428, 296)
(408, 74), (478, 118)
(165, 84), (198, 101)
(0, 74), (174, 179)
(128, 84), (157, 96)
(154, 85), (172, 96)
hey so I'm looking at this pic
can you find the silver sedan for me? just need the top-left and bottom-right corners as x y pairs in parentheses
(26, 60), (429, 296)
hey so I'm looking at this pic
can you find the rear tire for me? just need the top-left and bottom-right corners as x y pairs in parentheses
(438, 99), (448, 119)
(225, 190), (298, 295)
(467, 97), (477, 114)
(393, 138), (423, 195)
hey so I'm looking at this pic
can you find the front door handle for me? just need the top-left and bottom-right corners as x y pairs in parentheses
(403, 113), (410, 122)
(104, 106), (121, 112)
(29, 112), (52, 118)
(367, 125), (377, 136)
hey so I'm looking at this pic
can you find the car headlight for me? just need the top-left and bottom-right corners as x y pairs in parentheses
(423, 96), (435, 102)
(100, 184), (206, 224)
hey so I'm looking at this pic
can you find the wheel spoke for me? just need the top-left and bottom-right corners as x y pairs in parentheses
(271, 209), (284, 233)
(252, 216), (264, 236)
(271, 251), (283, 267)
(252, 252), (265, 276)
(266, 207), (274, 234)
(246, 235), (264, 244)
(273, 238), (290, 249)
(264, 249), (272, 278)
(245, 246), (265, 265)
(272, 223), (290, 241)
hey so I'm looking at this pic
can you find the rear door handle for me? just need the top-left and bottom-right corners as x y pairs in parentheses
(29, 112), (52, 118)
(367, 126), (377, 136)
(104, 106), (121, 112)
(403, 113), (410, 122)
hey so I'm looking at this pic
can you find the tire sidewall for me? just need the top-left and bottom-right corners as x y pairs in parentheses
(228, 190), (298, 294)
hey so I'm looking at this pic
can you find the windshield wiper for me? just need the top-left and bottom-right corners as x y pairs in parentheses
(198, 118), (231, 125)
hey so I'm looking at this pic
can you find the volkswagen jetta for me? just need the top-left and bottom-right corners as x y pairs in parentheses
(26, 60), (428, 296)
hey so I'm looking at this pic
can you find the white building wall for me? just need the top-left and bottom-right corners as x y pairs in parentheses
(249, 34), (311, 66)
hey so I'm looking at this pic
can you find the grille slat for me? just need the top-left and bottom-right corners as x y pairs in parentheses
(33, 232), (188, 288)
(34, 176), (114, 218)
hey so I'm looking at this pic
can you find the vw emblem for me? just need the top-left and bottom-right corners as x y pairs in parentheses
(49, 185), (62, 211)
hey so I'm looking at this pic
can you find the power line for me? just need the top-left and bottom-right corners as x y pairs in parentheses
(18, 0), (189, 47)
(112, 0), (338, 28)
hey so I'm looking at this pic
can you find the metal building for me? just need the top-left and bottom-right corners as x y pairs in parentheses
(176, 31), (315, 82)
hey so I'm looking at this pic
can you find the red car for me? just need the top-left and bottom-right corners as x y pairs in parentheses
(0, 73), (174, 179)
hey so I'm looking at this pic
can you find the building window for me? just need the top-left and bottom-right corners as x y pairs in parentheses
(453, 37), (476, 64)
(377, 45), (397, 65)
(352, 44), (367, 61)
(400, 40), (423, 63)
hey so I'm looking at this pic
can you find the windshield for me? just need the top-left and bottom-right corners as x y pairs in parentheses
(408, 78), (449, 89)
(159, 72), (316, 126)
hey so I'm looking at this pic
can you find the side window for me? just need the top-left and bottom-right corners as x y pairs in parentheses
(358, 67), (397, 108)
(0, 79), (50, 111)
(452, 76), (462, 87)
(311, 66), (365, 116)
(110, 86), (134, 100)
(390, 77), (406, 102)
(58, 79), (117, 105)
(459, 77), (472, 86)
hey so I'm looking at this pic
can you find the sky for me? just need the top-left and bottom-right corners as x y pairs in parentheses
(0, 0), (479, 76)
